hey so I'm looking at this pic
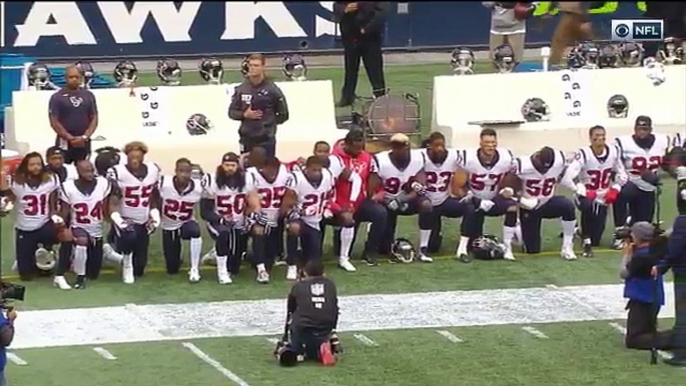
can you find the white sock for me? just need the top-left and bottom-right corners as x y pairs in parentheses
(503, 226), (516, 248)
(103, 243), (123, 264)
(190, 238), (202, 270)
(73, 245), (88, 276)
(216, 255), (228, 275)
(123, 253), (133, 269)
(340, 227), (355, 259)
(419, 229), (431, 249)
(456, 236), (469, 256)
(561, 220), (576, 249)
(257, 263), (266, 273)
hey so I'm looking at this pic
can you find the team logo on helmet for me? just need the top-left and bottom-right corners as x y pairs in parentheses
(391, 238), (416, 263)
(607, 94), (629, 118)
(186, 113), (213, 136)
(521, 98), (550, 122)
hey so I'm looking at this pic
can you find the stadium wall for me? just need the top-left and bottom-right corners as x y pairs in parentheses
(431, 66), (686, 155)
(1, 2), (645, 60)
(5, 81), (343, 172)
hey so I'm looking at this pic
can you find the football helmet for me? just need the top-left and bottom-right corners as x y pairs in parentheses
(75, 61), (96, 88)
(471, 235), (507, 260)
(27, 63), (54, 90)
(644, 57), (666, 86)
(391, 238), (416, 263)
(451, 47), (475, 75)
(598, 44), (619, 69)
(567, 45), (585, 69)
(157, 58), (182, 86)
(186, 113), (213, 136)
(113, 60), (138, 87)
(199, 57), (224, 85)
(190, 164), (204, 180)
(618, 41), (644, 67)
(607, 94), (629, 118)
(282, 54), (307, 81)
(659, 37), (684, 65)
(492, 44), (517, 73)
(579, 42), (599, 69)
(521, 98), (550, 122)
(240, 55), (250, 77)
(35, 248), (56, 271)
(94, 146), (122, 176)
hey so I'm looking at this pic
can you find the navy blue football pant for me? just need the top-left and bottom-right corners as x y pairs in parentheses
(519, 196), (576, 254)
(286, 220), (322, 267)
(576, 196), (607, 246)
(472, 196), (519, 235)
(250, 224), (282, 271)
(419, 197), (480, 238)
(207, 223), (246, 275)
(332, 199), (388, 258)
(15, 221), (57, 280)
(162, 221), (201, 274)
(114, 223), (150, 277)
(56, 227), (104, 280)
(612, 181), (656, 227)
(289, 325), (333, 360)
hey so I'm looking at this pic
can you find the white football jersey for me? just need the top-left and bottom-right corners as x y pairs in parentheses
(60, 177), (111, 237)
(159, 176), (202, 231)
(515, 149), (567, 207)
(55, 164), (78, 183)
(245, 165), (293, 223)
(201, 173), (248, 226)
(567, 145), (627, 191)
(288, 169), (336, 230)
(459, 148), (515, 200)
(11, 174), (60, 231)
(615, 133), (670, 192)
(371, 149), (425, 200)
(108, 162), (161, 224)
(422, 149), (461, 206)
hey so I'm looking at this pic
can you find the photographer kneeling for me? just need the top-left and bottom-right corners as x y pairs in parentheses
(277, 260), (340, 366)
(619, 222), (673, 351)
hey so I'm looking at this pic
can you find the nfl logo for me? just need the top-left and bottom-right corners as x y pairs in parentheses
(310, 283), (325, 296)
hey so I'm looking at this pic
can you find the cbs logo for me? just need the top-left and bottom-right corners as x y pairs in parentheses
(614, 23), (631, 39)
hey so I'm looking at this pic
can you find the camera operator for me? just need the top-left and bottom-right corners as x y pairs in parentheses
(0, 306), (17, 385)
(619, 222), (673, 351)
(286, 259), (339, 365)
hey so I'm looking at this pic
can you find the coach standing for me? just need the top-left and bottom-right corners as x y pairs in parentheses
(48, 66), (98, 164)
(228, 54), (289, 159)
(334, 2), (389, 107)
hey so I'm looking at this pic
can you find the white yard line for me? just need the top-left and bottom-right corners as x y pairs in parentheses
(436, 330), (463, 343)
(7, 352), (28, 366)
(607, 322), (673, 360)
(182, 342), (251, 386)
(353, 333), (379, 347)
(93, 347), (117, 360)
(522, 326), (549, 339)
(11, 283), (676, 349)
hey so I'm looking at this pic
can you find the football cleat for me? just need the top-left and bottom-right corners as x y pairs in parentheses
(418, 247), (433, 263)
(74, 275), (86, 290)
(362, 251), (379, 267)
(582, 240), (594, 258)
(201, 248), (218, 266)
(122, 263), (135, 284)
(561, 246), (577, 261)
(338, 257), (357, 272)
(286, 265), (298, 281)
(257, 270), (270, 284)
(503, 246), (516, 261)
(53, 276), (72, 290)
(188, 268), (201, 283)
(457, 253), (472, 263)
(218, 271), (232, 285)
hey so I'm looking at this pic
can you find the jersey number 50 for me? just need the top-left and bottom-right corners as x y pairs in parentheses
(216, 194), (246, 216)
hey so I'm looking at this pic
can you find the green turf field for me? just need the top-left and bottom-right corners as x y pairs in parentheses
(3, 61), (684, 385)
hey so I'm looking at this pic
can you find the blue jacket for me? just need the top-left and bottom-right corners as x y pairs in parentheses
(0, 312), (7, 372)
(663, 215), (686, 275)
(624, 246), (665, 305)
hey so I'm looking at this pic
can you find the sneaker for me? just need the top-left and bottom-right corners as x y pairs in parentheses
(319, 341), (337, 366)
(74, 275), (86, 290)
(122, 265), (135, 284)
(561, 247), (577, 261)
(362, 252), (379, 267)
(286, 265), (298, 281)
(256, 270), (270, 284)
(218, 271), (233, 285)
(188, 268), (201, 283)
(338, 258), (357, 272)
(418, 247), (433, 263)
(582, 242), (594, 258)
(53, 275), (72, 290)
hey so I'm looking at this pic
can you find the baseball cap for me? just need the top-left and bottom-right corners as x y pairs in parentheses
(635, 115), (652, 127)
(46, 146), (65, 159)
(390, 133), (410, 145)
(222, 152), (240, 163)
(630, 221), (655, 241)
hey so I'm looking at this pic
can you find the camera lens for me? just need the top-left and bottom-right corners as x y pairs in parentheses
(615, 24), (630, 38)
